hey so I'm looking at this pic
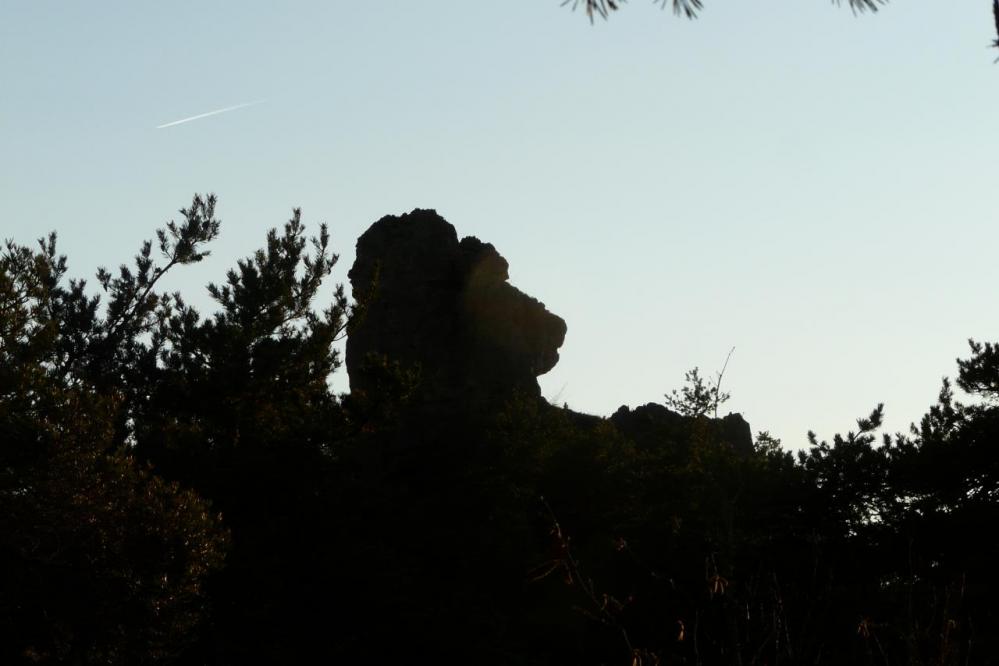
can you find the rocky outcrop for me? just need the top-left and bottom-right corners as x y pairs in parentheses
(610, 403), (754, 457)
(344, 208), (755, 452)
(346, 209), (567, 403)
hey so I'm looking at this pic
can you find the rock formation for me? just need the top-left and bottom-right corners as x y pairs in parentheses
(610, 402), (754, 457)
(346, 209), (567, 403)
(346, 207), (755, 454)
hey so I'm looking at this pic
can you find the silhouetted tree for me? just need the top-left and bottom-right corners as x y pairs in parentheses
(663, 351), (733, 418)
(0, 230), (228, 663)
(116, 198), (351, 662)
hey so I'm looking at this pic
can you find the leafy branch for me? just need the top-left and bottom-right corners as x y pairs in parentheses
(562, 0), (885, 22)
(664, 347), (734, 419)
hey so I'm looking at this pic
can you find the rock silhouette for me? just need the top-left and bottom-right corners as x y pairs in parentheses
(346, 209), (567, 403)
(611, 403), (754, 457)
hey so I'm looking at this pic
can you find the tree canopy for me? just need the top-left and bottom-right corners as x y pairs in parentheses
(3, 195), (999, 664)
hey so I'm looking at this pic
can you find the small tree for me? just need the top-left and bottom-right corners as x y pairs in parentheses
(663, 347), (734, 418)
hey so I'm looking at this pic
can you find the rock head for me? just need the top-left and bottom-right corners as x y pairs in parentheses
(346, 209), (567, 403)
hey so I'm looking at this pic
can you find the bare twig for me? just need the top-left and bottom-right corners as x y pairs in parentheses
(713, 346), (735, 419)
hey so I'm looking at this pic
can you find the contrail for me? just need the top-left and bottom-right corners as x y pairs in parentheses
(156, 99), (265, 129)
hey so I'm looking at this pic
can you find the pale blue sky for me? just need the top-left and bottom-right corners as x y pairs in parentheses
(3, 2), (998, 447)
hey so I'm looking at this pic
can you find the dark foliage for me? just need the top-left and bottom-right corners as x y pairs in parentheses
(0, 215), (228, 663)
(562, 0), (885, 22)
(4, 195), (999, 664)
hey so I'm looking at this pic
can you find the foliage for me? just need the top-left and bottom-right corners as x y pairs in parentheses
(563, 0), (886, 22)
(0, 225), (228, 663)
(663, 349), (734, 418)
(119, 199), (351, 662)
(663, 366), (730, 418)
(956, 338), (999, 402)
(5, 195), (999, 665)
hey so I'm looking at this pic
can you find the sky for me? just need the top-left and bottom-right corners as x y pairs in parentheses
(3, 1), (998, 449)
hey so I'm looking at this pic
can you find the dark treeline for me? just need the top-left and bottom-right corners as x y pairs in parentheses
(2, 195), (998, 665)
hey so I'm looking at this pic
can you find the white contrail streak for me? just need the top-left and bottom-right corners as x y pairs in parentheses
(156, 99), (265, 129)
